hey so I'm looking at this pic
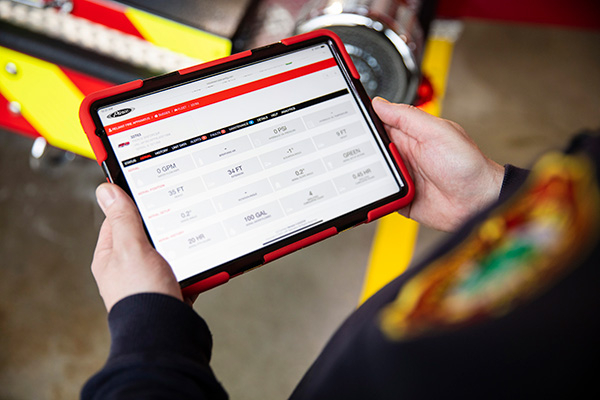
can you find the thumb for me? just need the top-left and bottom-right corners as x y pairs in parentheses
(96, 183), (149, 250)
(372, 97), (439, 140)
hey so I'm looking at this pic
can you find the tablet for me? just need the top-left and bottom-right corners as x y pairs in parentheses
(80, 30), (414, 294)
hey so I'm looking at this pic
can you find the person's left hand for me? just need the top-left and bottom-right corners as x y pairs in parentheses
(92, 183), (185, 312)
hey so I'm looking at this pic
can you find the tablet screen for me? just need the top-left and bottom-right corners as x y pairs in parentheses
(95, 42), (405, 282)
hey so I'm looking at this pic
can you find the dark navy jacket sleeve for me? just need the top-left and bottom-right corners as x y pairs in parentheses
(499, 164), (530, 201)
(81, 293), (227, 400)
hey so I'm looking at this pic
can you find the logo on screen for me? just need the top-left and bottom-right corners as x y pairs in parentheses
(107, 108), (134, 118)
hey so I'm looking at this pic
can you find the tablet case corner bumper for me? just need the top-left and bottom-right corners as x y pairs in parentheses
(79, 80), (144, 164)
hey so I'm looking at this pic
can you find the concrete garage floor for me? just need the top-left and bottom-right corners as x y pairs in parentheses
(1, 21), (599, 400)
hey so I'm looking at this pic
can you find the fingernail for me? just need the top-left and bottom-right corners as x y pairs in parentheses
(96, 184), (116, 211)
(373, 96), (390, 104)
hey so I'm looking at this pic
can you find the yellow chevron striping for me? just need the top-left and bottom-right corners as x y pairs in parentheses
(0, 46), (94, 158)
(125, 8), (232, 63)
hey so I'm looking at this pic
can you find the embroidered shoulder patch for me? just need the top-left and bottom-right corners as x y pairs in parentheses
(380, 153), (600, 341)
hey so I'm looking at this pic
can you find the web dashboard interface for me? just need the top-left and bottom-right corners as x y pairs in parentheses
(97, 42), (405, 282)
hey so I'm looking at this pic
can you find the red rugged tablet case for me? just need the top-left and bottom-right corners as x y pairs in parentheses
(79, 30), (414, 296)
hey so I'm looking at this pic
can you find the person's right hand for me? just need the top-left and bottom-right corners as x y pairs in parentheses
(373, 97), (505, 232)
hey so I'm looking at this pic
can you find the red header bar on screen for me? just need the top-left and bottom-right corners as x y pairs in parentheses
(105, 58), (337, 135)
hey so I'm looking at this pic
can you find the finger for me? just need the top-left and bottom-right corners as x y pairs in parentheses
(93, 218), (113, 260)
(372, 97), (441, 140)
(95, 183), (149, 251)
(91, 218), (113, 277)
(184, 292), (200, 307)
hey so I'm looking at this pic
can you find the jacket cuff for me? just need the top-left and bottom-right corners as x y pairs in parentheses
(499, 164), (530, 202)
(107, 293), (213, 364)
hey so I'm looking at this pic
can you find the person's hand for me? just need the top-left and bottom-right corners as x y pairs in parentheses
(92, 183), (184, 312)
(373, 97), (504, 232)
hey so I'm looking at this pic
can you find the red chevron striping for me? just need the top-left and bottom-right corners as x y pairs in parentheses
(71, 0), (145, 39)
(59, 66), (113, 96)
